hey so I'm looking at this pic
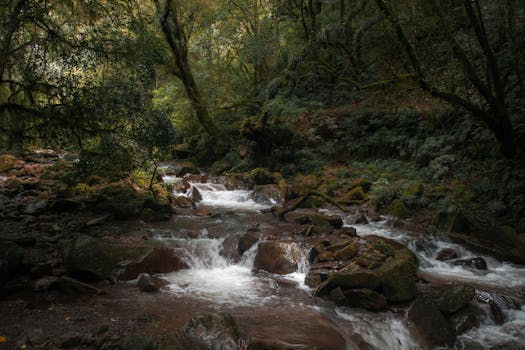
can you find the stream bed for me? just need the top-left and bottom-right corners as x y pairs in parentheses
(149, 176), (525, 349)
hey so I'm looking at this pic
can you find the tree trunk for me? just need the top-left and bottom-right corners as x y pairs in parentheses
(155, 0), (222, 149)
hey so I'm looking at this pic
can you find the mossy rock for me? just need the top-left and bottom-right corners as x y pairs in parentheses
(334, 242), (359, 261)
(94, 182), (145, 219)
(249, 168), (282, 185)
(387, 199), (410, 218)
(328, 268), (381, 290)
(376, 248), (418, 302)
(343, 186), (367, 201)
(422, 284), (475, 315)
(365, 236), (419, 302)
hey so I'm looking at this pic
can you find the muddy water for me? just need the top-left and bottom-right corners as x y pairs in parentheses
(145, 177), (525, 349)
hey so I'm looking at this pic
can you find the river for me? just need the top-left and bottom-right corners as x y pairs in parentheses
(150, 175), (525, 349)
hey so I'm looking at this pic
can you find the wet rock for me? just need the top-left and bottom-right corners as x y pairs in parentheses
(238, 232), (258, 255)
(435, 248), (461, 261)
(254, 241), (298, 275)
(328, 268), (381, 290)
(333, 242), (359, 260)
(220, 234), (241, 262)
(338, 227), (358, 237)
(64, 235), (150, 281)
(339, 288), (387, 311)
(248, 338), (318, 350)
(419, 283), (475, 315)
(182, 312), (245, 349)
(354, 214), (369, 225)
(452, 257), (488, 270)
(475, 290), (520, 324)
(449, 304), (483, 335)
(137, 273), (169, 292)
(365, 236), (418, 302)
(190, 187), (202, 202)
(250, 184), (281, 205)
(407, 299), (455, 349)
(121, 247), (188, 280)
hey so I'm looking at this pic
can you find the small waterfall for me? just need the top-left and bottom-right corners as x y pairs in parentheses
(458, 305), (525, 348)
(162, 237), (279, 306)
(164, 176), (274, 210)
(345, 217), (525, 349)
(336, 310), (419, 350)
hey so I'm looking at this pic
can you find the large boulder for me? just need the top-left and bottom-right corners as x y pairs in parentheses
(65, 236), (187, 282)
(93, 181), (172, 221)
(309, 235), (419, 308)
(329, 287), (387, 311)
(254, 241), (299, 275)
(120, 247), (188, 280)
(418, 283), (475, 315)
(64, 235), (149, 281)
(365, 236), (418, 302)
(407, 299), (456, 349)
(238, 233), (259, 256)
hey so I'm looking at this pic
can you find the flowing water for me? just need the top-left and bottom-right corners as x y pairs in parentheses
(151, 175), (525, 349)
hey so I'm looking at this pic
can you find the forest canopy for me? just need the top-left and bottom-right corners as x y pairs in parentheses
(1, 0), (525, 228)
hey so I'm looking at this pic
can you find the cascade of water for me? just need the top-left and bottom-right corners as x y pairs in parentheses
(336, 309), (420, 350)
(344, 217), (525, 349)
(349, 219), (525, 289)
(164, 176), (273, 210)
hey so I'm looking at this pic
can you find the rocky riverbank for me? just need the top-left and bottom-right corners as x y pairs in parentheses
(1, 153), (525, 349)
